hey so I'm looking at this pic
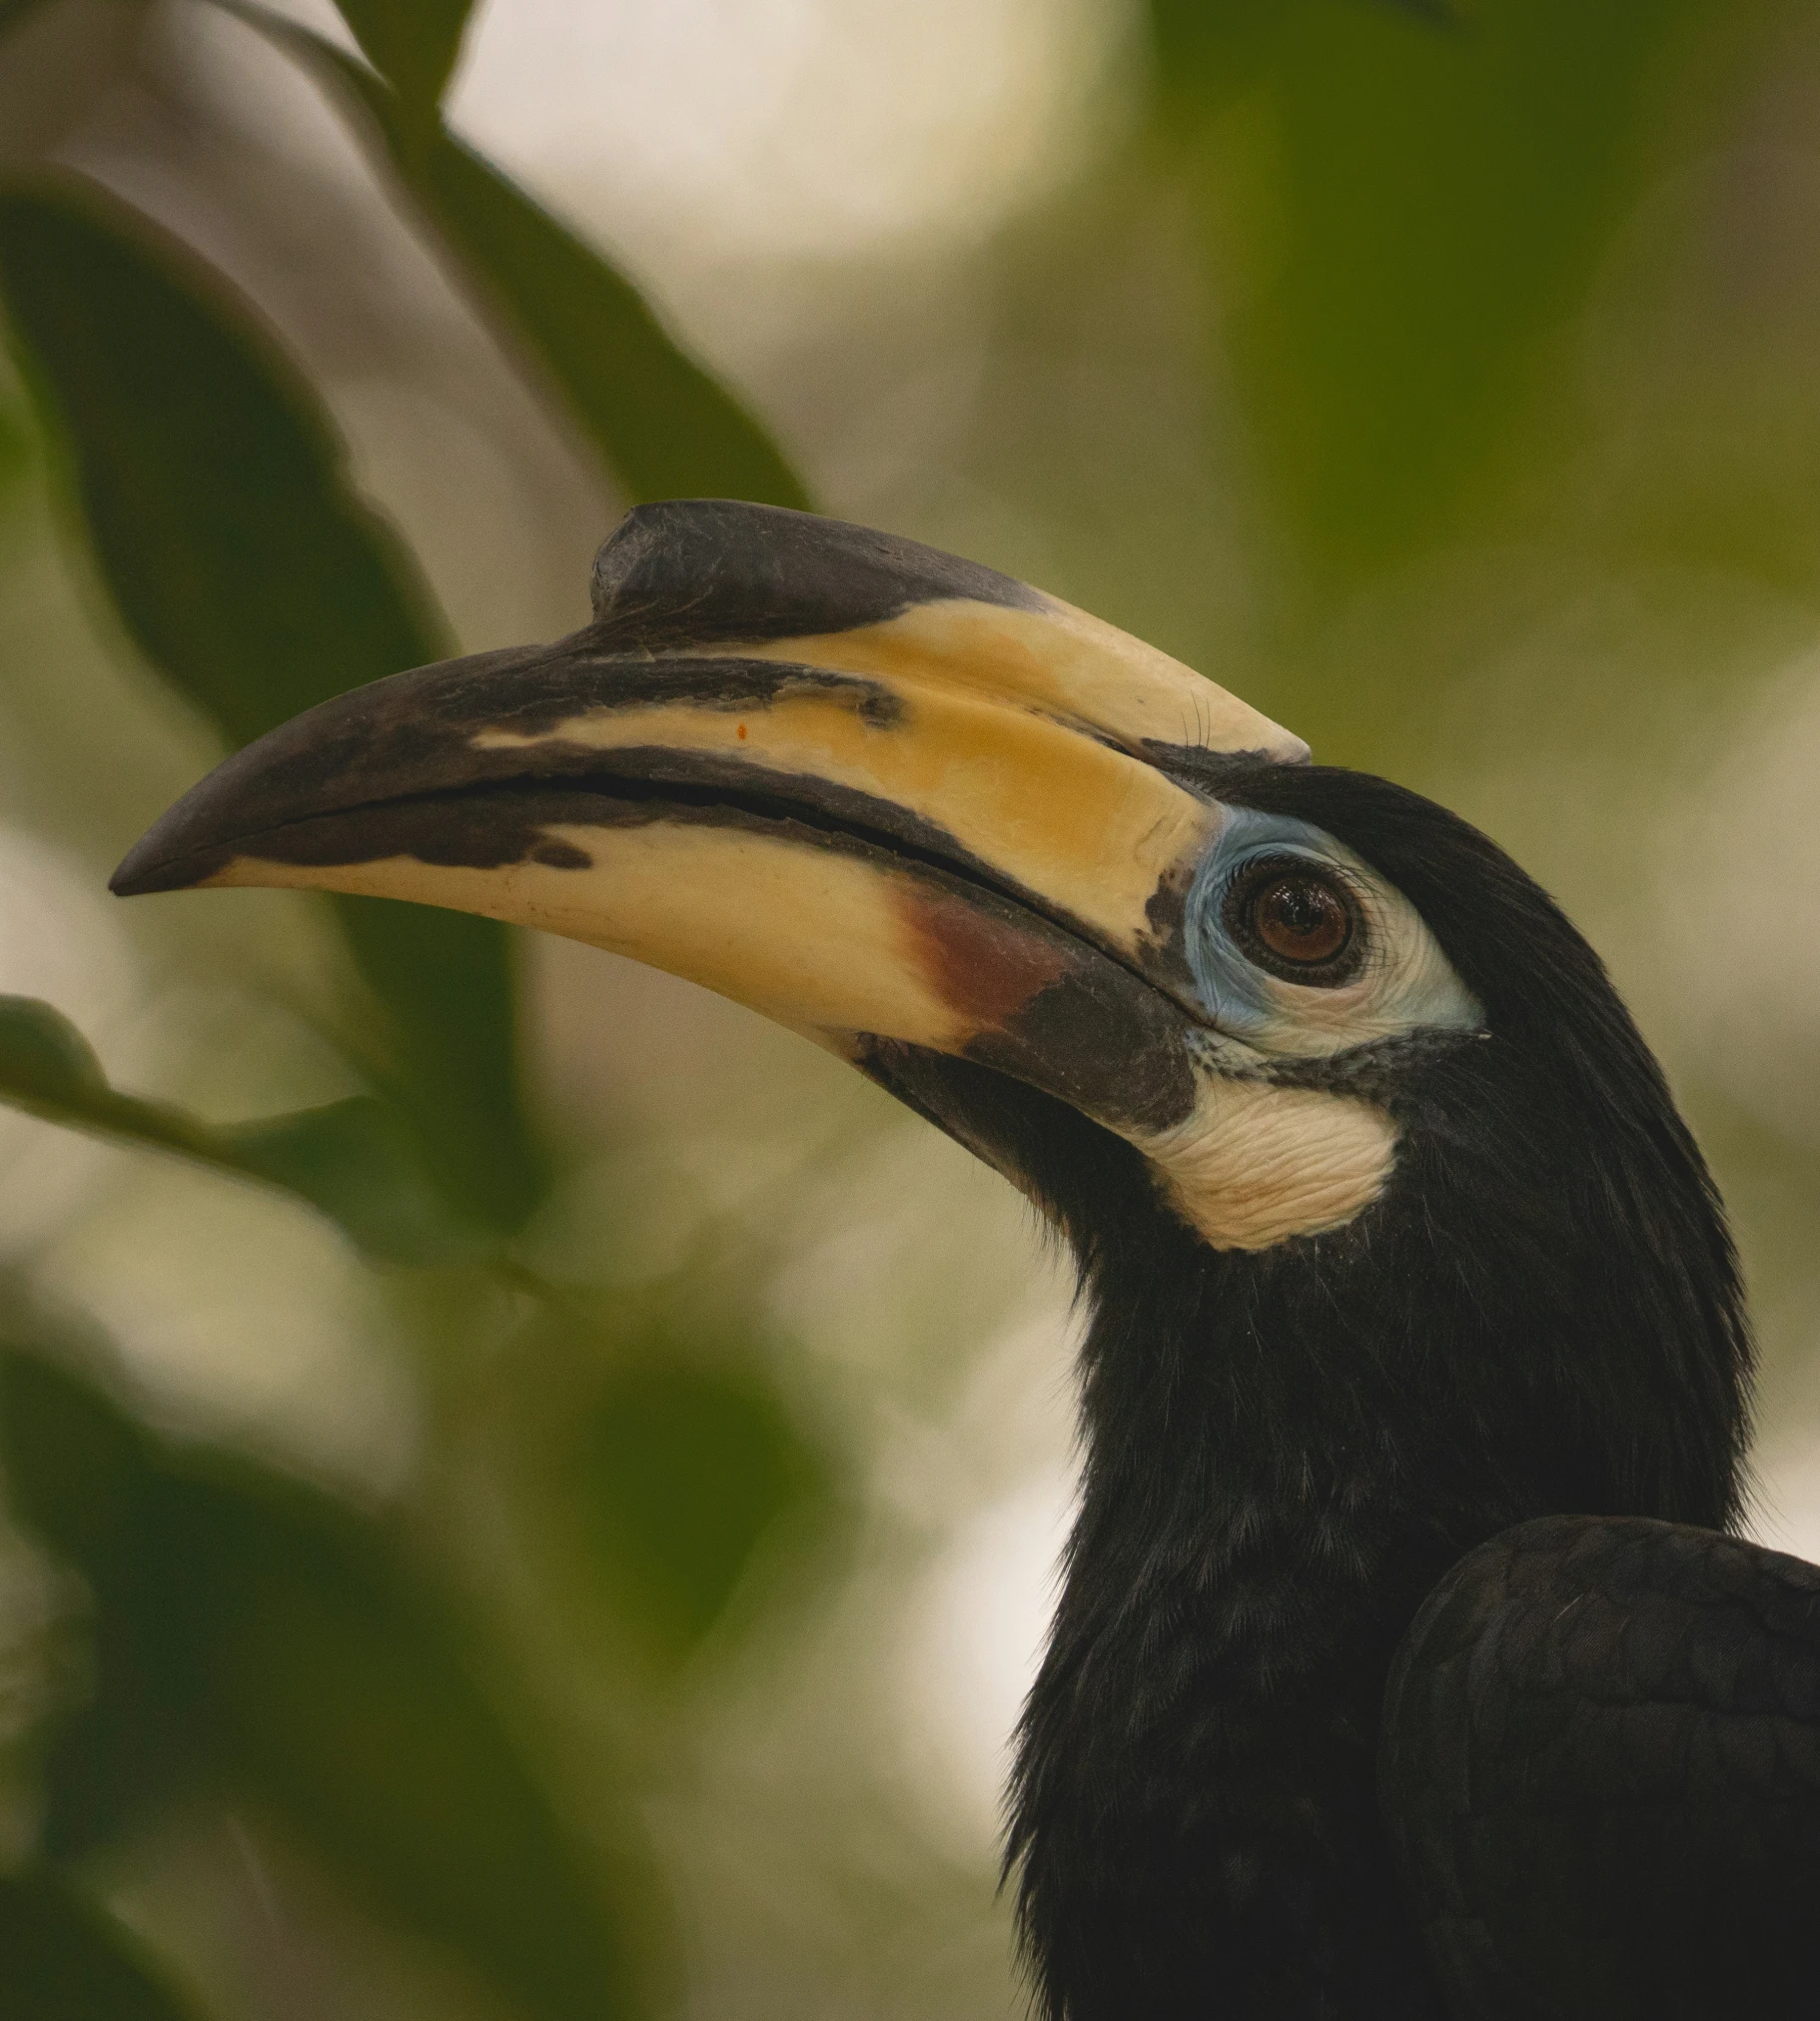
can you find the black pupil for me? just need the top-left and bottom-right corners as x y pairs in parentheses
(1255, 876), (1347, 962)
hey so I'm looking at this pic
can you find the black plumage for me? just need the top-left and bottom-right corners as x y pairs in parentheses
(113, 504), (1820, 2020)
(1382, 1516), (1820, 2020)
(931, 761), (1786, 2018)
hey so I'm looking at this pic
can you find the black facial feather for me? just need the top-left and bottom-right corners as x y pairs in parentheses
(899, 757), (1749, 2021)
(1197, 755), (1750, 1524)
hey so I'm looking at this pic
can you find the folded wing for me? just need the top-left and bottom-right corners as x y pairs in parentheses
(1379, 1515), (1820, 2021)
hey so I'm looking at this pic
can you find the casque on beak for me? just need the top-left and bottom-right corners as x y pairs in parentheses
(114, 502), (1320, 1217)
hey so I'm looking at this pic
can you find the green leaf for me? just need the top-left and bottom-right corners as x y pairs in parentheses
(0, 1867), (201, 2021)
(0, 1346), (183, 1852)
(241, 7), (811, 509)
(330, 893), (543, 1231)
(0, 376), (29, 501)
(333, 0), (474, 139)
(1148, 0), (1718, 577)
(403, 129), (813, 509)
(0, 0), (56, 41)
(222, 1556), (658, 2020)
(0, 180), (440, 747)
(0, 1335), (148, 1579)
(0, 177), (546, 1227)
(225, 1094), (480, 1265)
(0, 995), (477, 1265)
(566, 1362), (831, 1665)
(0, 994), (106, 1106)
(0, 1351), (665, 2020)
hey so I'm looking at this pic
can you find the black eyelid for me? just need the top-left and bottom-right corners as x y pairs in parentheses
(1221, 851), (1366, 989)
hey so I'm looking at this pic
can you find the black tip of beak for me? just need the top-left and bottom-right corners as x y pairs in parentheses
(112, 756), (253, 892)
(110, 821), (204, 897)
(106, 638), (557, 900)
(108, 687), (363, 899)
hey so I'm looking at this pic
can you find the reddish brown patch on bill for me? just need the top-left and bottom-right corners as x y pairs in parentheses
(736, 722), (748, 740)
(896, 885), (1072, 1030)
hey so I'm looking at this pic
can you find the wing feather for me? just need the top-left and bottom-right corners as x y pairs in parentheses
(1380, 1515), (1820, 2021)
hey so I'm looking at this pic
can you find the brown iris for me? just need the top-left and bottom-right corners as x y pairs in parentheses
(1223, 855), (1361, 984)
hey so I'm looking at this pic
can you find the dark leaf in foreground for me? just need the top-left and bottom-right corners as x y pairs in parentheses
(0, 0), (55, 42)
(0, 1867), (201, 2021)
(569, 1361), (832, 1663)
(0, 1349), (665, 2020)
(329, 893), (542, 1236)
(242, 8), (811, 510)
(404, 128), (813, 510)
(1146, 0), (1715, 579)
(0, 182), (438, 746)
(332, 0), (475, 139)
(0, 995), (477, 1265)
(0, 180), (545, 1226)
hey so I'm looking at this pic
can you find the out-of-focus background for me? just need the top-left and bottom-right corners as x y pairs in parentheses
(1, 0), (1819, 2014)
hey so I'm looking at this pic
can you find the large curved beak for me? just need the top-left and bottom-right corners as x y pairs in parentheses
(114, 503), (1308, 1170)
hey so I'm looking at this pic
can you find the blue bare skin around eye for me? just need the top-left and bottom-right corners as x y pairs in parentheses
(1182, 808), (1361, 1039)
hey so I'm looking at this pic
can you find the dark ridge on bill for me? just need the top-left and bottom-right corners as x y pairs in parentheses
(109, 761), (1205, 1034)
(107, 653), (906, 897)
(110, 763), (1092, 938)
(588, 500), (1049, 654)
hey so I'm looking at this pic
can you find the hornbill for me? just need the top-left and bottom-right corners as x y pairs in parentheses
(113, 502), (1820, 2020)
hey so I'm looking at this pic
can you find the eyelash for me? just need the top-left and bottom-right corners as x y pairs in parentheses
(1219, 852), (1367, 989)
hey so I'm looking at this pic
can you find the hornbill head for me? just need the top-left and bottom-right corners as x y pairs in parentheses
(112, 502), (1752, 2018)
(112, 500), (1486, 1254)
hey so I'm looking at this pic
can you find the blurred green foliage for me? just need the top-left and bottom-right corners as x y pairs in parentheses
(1151, 0), (1723, 580)
(0, 187), (445, 747)
(0, 2), (829, 2009)
(330, 0), (475, 147)
(241, 4), (813, 512)
(0, 995), (475, 1265)
(0, 182), (540, 1228)
(0, 1865), (199, 2019)
(0, 387), (27, 497)
(0, 1346), (658, 2019)
(567, 1359), (832, 1667)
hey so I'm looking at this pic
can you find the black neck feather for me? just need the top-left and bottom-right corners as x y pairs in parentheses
(1009, 1012), (1741, 2017)
(866, 763), (1749, 2021)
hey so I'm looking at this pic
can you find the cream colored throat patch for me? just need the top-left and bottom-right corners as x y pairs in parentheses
(1137, 1075), (1396, 1252)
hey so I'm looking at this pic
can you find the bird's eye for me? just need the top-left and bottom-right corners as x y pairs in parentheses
(1223, 855), (1362, 985)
